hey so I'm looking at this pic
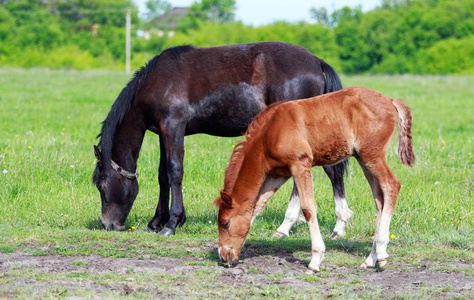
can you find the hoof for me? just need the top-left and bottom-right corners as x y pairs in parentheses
(305, 267), (319, 275)
(158, 227), (175, 237)
(360, 262), (373, 269)
(145, 226), (159, 233)
(272, 231), (289, 238)
(330, 231), (343, 240)
(377, 258), (388, 268)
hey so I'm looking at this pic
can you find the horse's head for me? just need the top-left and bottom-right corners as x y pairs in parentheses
(213, 190), (252, 265)
(93, 146), (139, 231)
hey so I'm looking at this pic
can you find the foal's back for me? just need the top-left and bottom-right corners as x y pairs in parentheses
(261, 87), (399, 167)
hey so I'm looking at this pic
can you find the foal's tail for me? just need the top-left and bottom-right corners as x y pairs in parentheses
(392, 99), (415, 167)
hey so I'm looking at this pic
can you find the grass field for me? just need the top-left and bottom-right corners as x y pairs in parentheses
(0, 69), (473, 298)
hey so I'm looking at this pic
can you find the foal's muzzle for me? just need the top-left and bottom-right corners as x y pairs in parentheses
(217, 247), (239, 267)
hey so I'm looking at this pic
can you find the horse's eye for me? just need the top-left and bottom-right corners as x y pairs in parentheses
(221, 221), (229, 229)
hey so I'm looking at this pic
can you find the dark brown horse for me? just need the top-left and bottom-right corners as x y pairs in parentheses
(93, 42), (347, 236)
(215, 87), (414, 272)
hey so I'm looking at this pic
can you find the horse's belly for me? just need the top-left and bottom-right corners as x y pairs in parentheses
(187, 83), (266, 136)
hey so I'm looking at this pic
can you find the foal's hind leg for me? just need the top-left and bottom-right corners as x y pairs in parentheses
(323, 163), (353, 239)
(358, 158), (401, 268)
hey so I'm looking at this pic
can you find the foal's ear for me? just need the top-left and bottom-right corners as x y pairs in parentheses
(219, 190), (233, 208)
(94, 145), (103, 167)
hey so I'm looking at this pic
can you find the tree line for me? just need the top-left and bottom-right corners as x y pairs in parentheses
(0, 0), (472, 74)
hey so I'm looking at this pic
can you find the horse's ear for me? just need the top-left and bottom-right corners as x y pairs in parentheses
(94, 145), (103, 167)
(219, 190), (233, 208)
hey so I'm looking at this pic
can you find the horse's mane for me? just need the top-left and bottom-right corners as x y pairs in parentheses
(96, 54), (161, 168)
(223, 101), (285, 192)
(164, 45), (195, 60)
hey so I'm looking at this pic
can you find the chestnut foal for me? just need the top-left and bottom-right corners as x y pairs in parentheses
(214, 87), (414, 272)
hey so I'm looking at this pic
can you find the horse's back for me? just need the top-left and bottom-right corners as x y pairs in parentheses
(155, 42), (324, 89)
(143, 42), (328, 136)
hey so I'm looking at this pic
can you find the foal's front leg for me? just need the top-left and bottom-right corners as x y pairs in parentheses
(274, 163), (352, 239)
(273, 181), (301, 238)
(252, 176), (289, 225)
(291, 163), (325, 273)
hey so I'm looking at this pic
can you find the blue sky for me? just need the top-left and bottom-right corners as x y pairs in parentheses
(134, 0), (381, 26)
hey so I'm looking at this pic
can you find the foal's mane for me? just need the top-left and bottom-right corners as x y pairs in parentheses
(223, 101), (285, 192)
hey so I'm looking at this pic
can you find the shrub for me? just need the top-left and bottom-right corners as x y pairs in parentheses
(416, 36), (474, 74)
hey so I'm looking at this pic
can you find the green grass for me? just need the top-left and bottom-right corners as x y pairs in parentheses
(0, 69), (473, 297)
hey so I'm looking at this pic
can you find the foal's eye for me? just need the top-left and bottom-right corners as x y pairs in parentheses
(221, 222), (229, 229)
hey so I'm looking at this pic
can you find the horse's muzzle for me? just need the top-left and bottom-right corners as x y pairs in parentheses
(101, 218), (126, 231)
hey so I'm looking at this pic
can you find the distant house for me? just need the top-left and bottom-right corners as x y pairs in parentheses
(142, 7), (188, 39)
(156, 7), (188, 30)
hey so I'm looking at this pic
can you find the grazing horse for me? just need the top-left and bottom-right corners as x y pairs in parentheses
(214, 87), (415, 272)
(92, 41), (349, 236)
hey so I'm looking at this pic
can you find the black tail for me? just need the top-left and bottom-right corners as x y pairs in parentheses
(320, 59), (343, 93)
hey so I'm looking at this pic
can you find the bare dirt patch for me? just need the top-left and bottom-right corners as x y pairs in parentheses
(1, 247), (472, 299)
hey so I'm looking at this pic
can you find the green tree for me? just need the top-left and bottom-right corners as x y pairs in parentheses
(332, 6), (372, 73)
(309, 7), (330, 26)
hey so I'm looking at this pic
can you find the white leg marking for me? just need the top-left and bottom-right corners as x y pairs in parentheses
(362, 212), (392, 268)
(331, 196), (353, 239)
(252, 177), (287, 225)
(274, 186), (301, 238)
(374, 211), (391, 260)
(307, 218), (325, 272)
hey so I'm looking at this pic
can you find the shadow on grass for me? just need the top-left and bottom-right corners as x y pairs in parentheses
(203, 236), (372, 267)
(83, 213), (372, 268)
(86, 218), (103, 230)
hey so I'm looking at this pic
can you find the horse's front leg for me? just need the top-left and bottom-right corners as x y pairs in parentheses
(156, 125), (186, 236)
(323, 162), (353, 239)
(148, 135), (171, 232)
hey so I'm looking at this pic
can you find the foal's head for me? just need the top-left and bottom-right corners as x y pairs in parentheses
(92, 146), (139, 231)
(214, 191), (253, 264)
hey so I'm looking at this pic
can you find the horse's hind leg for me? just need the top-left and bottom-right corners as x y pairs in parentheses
(323, 163), (353, 239)
(357, 158), (401, 268)
(274, 180), (301, 238)
(148, 135), (171, 232)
